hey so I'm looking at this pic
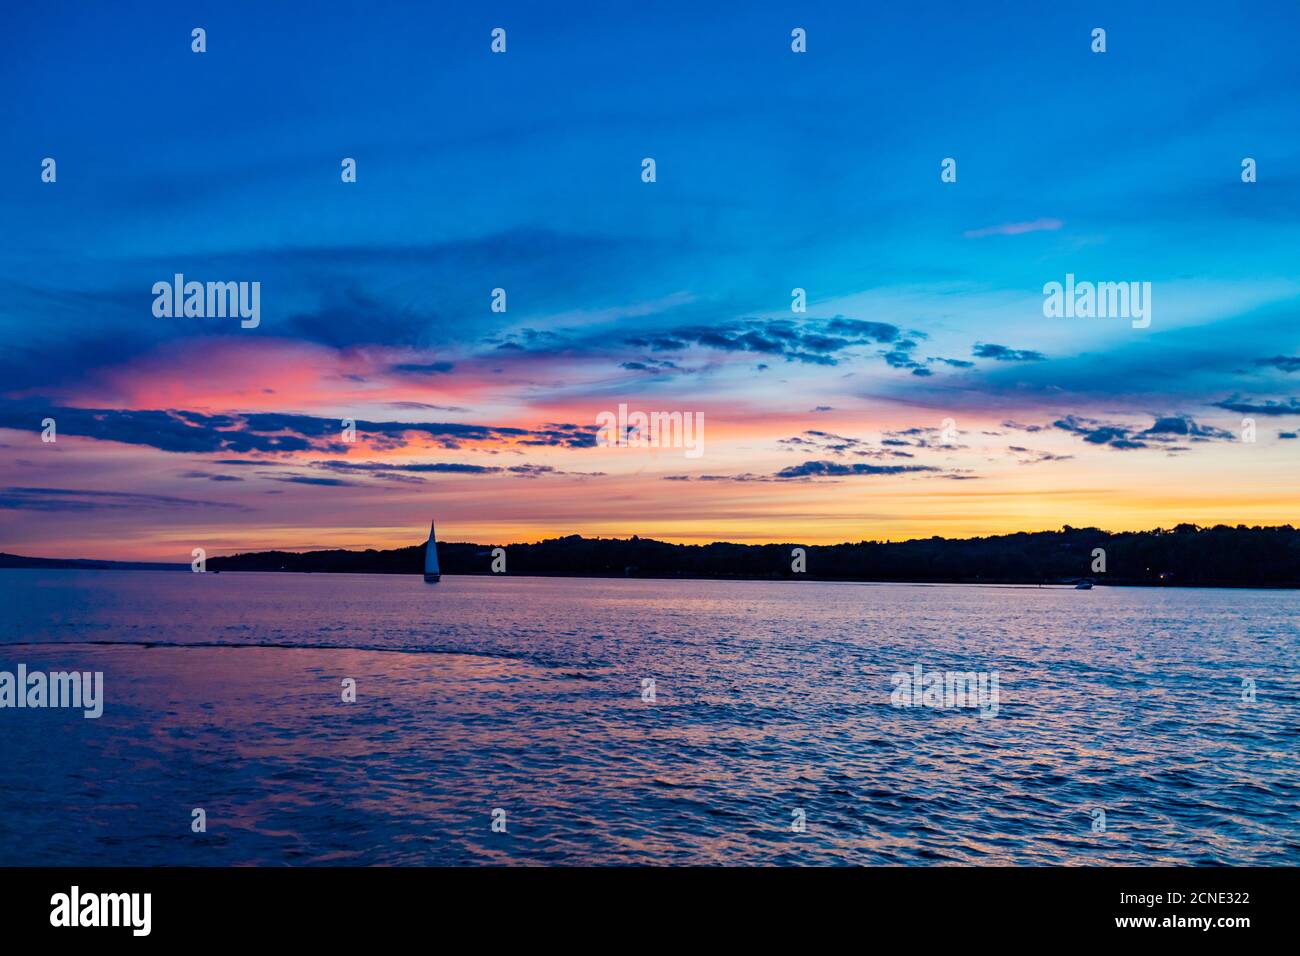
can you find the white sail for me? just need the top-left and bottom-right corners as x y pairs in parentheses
(424, 520), (440, 581)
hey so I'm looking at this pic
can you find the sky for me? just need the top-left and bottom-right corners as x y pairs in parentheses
(1, 0), (1297, 560)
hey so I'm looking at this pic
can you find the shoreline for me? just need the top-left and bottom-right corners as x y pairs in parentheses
(2, 564), (1296, 590)
(8, 523), (1300, 590)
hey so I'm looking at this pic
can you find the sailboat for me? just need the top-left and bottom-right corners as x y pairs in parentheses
(424, 520), (440, 583)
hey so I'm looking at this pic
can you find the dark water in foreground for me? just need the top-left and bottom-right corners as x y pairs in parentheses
(1, 570), (1297, 865)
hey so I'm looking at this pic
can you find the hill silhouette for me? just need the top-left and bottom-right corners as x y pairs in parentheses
(200, 524), (1300, 588)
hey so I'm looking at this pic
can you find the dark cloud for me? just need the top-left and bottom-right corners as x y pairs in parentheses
(973, 342), (1047, 362)
(390, 361), (455, 375)
(624, 334), (690, 351)
(880, 349), (932, 375)
(881, 350), (917, 369)
(779, 430), (918, 460)
(824, 318), (903, 343)
(1254, 356), (1300, 373)
(0, 405), (314, 454)
(686, 324), (840, 365)
(283, 290), (445, 351)
(487, 313), (974, 379)
(0, 401), (592, 455)
(270, 475), (356, 487)
(489, 328), (570, 356)
(779, 430), (870, 456)
(0, 230), (652, 400)
(1053, 417), (1148, 449)
(261, 230), (652, 349)
(311, 460), (604, 480)
(662, 459), (942, 482)
(1053, 414), (1235, 450)
(515, 423), (600, 449)
(772, 461), (940, 479)
(315, 461), (493, 478)
(1212, 396), (1300, 416)
(1142, 416), (1234, 440)
(621, 316), (903, 367)
(0, 486), (247, 512)
(621, 359), (679, 373)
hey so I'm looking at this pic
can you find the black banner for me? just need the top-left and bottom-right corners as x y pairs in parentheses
(0, 866), (1284, 942)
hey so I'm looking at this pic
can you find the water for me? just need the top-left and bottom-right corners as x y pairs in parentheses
(1, 570), (1296, 865)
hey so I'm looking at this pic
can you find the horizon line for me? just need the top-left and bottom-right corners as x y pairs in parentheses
(6, 520), (1297, 565)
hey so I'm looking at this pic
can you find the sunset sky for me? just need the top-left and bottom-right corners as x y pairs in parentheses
(2, 1), (1297, 561)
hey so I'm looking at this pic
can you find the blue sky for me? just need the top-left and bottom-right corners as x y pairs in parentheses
(1, 0), (1297, 557)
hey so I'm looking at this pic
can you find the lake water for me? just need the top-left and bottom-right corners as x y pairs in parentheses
(1, 570), (1296, 865)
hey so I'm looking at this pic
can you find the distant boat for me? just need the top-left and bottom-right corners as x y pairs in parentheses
(424, 520), (440, 583)
(1075, 579), (1094, 590)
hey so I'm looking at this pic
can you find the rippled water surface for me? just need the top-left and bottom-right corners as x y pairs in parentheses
(1, 570), (1297, 865)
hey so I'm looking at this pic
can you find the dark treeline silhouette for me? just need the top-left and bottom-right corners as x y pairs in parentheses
(0, 554), (185, 572)
(203, 524), (1300, 587)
